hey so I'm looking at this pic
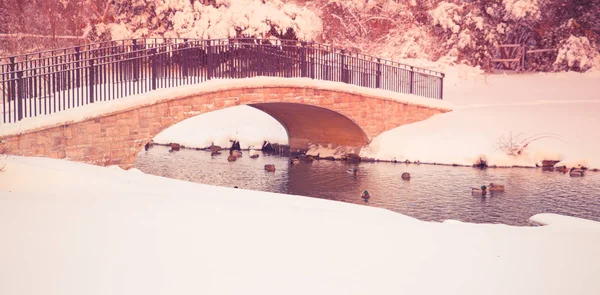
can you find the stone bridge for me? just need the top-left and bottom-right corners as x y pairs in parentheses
(0, 79), (451, 169)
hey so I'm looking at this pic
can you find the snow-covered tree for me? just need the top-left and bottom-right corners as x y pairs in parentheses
(2, 0), (598, 72)
(84, 0), (322, 41)
(0, 0), (89, 55)
(313, 0), (437, 60)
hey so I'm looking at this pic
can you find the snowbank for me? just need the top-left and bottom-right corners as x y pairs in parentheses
(530, 213), (600, 230)
(360, 68), (600, 168)
(1, 156), (600, 295)
(153, 105), (288, 149)
(360, 102), (599, 168)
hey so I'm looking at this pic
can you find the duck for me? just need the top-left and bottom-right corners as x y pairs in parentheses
(401, 172), (411, 180)
(264, 164), (276, 172)
(227, 155), (237, 162)
(291, 157), (300, 164)
(361, 190), (371, 201)
(488, 183), (505, 192)
(556, 166), (568, 173)
(569, 167), (585, 177)
(250, 153), (259, 159)
(144, 140), (154, 151)
(347, 168), (358, 176)
(230, 150), (242, 158)
(472, 185), (487, 196)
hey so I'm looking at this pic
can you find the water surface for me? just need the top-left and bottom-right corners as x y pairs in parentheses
(136, 146), (600, 225)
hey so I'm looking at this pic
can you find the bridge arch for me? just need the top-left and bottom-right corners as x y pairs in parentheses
(249, 102), (369, 153)
(0, 79), (451, 169)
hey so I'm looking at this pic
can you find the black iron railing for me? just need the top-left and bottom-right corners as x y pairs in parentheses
(0, 38), (445, 123)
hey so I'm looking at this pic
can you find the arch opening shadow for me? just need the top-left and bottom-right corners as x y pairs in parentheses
(249, 103), (370, 154)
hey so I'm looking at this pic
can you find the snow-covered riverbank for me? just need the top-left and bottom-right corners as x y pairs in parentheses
(156, 65), (600, 168)
(360, 66), (600, 168)
(1, 155), (599, 295)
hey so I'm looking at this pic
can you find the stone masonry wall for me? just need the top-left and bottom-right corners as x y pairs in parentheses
(0, 86), (450, 169)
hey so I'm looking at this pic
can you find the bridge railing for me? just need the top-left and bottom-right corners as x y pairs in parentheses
(0, 38), (445, 123)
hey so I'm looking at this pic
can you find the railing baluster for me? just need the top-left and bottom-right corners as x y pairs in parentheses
(89, 59), (95, 103)
(151, 49), (157, 90)
(0, 38), (445, 124)
(440, 74), (444, 99)
(8, 57), (16, 122)
(16, 71), (23, 121)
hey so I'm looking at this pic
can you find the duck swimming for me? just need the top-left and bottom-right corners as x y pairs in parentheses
(488, 183), (505, 192)
(347, 168), (358, 176)
(570, 167), (585, 177)
(291, 157), (300, 164)
(472, 185), (487, 195)
(361, 190), (370, 201)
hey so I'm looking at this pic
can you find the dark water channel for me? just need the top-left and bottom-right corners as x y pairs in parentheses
(135, 146), (600, 226)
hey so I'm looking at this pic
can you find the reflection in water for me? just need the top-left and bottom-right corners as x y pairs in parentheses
(135, 146), (600, 226)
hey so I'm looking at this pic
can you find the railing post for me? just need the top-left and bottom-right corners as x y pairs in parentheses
(182, 39), (189, 78)
(340, 49), (346, 83)
(409, 66), (414, 94)
(300, 42), (307, 78)
(75, 47), (81, 87)
(229, 42), (235, 78)
(257, 43), (263, 76)
(133, 39), (140, 81)
(207, 40), (212, 80)
(151, 49), (157, 90)
(440, 73), (444, 99)
(16, 71), (23, 121)
(376, 58), (381, 88)
(310, 56), (315, 79)
(88, 59), (95, 103)
(9, 57), (16, 103)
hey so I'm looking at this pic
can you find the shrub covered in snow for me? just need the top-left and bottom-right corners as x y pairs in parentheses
(502, 0), (541, 21)
(313, 0), (432, 59)
(554, 35), (599, 71)
(84, 0), (322, 41)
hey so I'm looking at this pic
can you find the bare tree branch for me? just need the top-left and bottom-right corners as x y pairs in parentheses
(496, 132), (566, 156)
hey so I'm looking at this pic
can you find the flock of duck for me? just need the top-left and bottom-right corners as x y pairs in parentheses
(152, 142), (590, 201)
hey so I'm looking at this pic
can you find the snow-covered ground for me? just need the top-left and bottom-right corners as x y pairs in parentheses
(360, 66), (600, 168)
(2, 63), (599, 295)
(155, 65), (599, 168)
(1, 155), (599, 295)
